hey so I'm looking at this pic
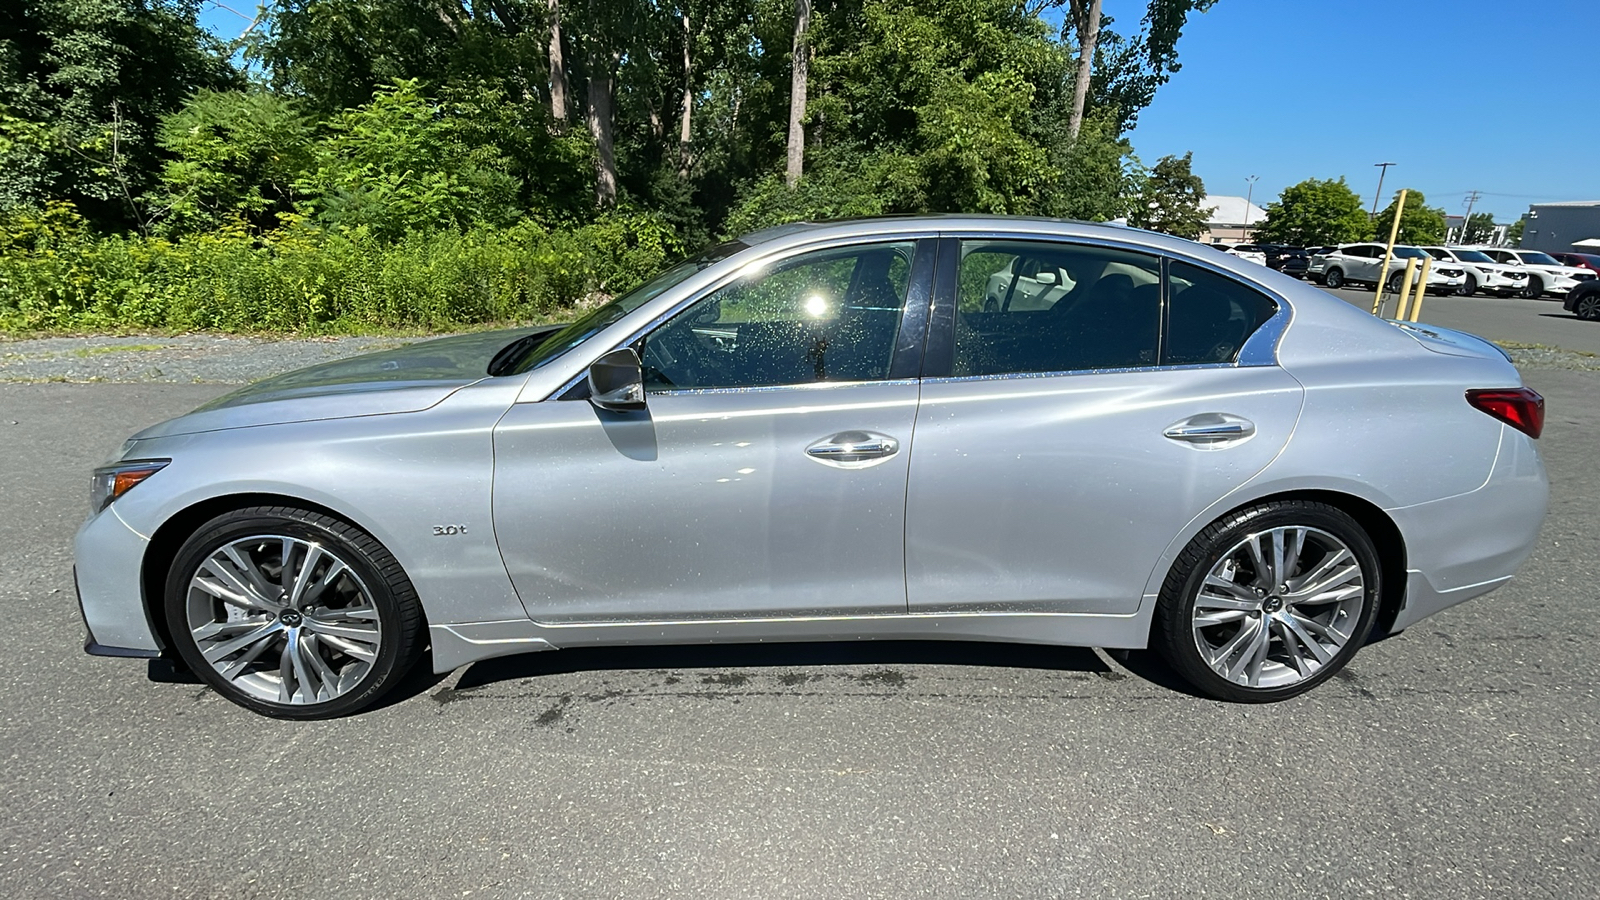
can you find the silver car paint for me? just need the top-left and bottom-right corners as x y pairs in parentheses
(74, 216), (1548, 677)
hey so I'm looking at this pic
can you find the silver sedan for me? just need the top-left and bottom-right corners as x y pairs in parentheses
(75, 217), (1549, 717)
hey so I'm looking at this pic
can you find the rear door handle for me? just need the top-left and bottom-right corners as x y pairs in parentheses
(1164, 414), (1256, 445)
(806, 431), (900, 467)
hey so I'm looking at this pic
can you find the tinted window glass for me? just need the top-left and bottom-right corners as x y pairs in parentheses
(1167, 261), (1279, 365)
(1520, 251), (1561, 266)
(640, 241), (914, 390)
(952, 241), (1161, 376)
(507, 243), (747, 374)
(1393, 246), (1429, 259)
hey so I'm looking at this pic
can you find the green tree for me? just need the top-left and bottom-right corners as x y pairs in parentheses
(1129, 151), (1206, 238)
(1506, 217), (1525, 246)
(1459, 211), (1495, 244)
(1374, 189), (1447, 245)
(294, 80), (521, 237)
(146, 90), (313, 234)
(0, 0), (237, 231)
(1251, 177), (1372, 247)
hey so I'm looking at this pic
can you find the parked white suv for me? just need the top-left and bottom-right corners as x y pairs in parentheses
(1210, 243), (1268, 266)
(1311, 244), (1466, 293)
(1474, 248), (1597, 298)
(1420, 246), (1530, 298)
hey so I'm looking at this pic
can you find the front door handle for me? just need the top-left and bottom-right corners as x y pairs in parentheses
(806, 431), (900, 467)
(1164, 413), (1256, 445)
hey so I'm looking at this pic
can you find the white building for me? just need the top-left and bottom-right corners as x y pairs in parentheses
(1199, 195), (1269, 244)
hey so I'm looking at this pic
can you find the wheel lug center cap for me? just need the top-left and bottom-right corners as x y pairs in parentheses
(1262, 596), (1284, 613)
(279, 609), (303, 627)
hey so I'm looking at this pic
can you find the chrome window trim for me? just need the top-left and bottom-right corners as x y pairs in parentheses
(548, 232), (939, 401)
(922, 363), (1235, 385)
(644, 377), (919, 398)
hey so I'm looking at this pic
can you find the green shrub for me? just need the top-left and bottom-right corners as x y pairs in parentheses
(0, 209), (683, 333)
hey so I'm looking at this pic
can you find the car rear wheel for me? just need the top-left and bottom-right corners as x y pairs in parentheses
(1387, 271), (1406, 294)
(1457, 274), (1477, 297)
(164, 506), (425, 719)
(1521, 277), (1543, 299)
(1151, 500), (1381, 703)
(1576, 291), (1600, 321)
(1323, 268), (1344, 289)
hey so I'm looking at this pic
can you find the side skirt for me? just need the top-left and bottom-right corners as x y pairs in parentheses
(430, 608), (1153, 674)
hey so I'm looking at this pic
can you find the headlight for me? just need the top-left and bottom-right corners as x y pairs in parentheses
(90, 460), (169, 513)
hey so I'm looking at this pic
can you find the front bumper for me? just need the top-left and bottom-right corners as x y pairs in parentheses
(74, 506), (163, 655)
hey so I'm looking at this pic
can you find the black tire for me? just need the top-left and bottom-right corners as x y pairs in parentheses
(1151, 500), (1382, 703)
(1521, 276), (1542, 299)
(1323, 267), (1344, 289)
(1576, 290), (1600, 321)
(1457, 274), (1477, 297)
(164, 506), (426, 719)
(1387, 271), (1405, 294)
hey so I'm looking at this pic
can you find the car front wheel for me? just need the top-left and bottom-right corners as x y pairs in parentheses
(1457, 274), (1477, 297)
(1521, 277), (1543, 299)
(1151, 500), (1381, 702)
(1576, 291), (1600, 321)
(1323, 268), (1344, 288)
(164, 506), (426, 719)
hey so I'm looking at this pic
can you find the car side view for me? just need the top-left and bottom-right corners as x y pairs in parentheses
(75, 217), (1549, 718)
(1310, 243), (1466, 293)
(1475, 247), (1597, 298)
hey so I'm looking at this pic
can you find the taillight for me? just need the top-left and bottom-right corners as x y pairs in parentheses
(1466, 388), (1544, 439)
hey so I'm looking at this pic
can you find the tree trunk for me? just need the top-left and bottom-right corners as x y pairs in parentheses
(1066, 0), (1102, 141)
(548, 0), (568, 122)
(678, 10), (693, 177)
(587, 62), (618, 208)
(785, 0), (810, 187)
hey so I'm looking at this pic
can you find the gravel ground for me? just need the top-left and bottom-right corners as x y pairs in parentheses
(0, 334), (416, 384)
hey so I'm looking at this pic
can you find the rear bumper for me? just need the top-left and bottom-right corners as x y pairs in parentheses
(74, 506), (163, 655)
(1388, 425), (1547, 631)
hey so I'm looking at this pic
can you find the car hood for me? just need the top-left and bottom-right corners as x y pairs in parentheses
(1530, 263), (1589, 277)
(132, 327), (544, 439)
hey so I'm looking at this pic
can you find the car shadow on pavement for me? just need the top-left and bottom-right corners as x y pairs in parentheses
(447, 640), (1115, 694)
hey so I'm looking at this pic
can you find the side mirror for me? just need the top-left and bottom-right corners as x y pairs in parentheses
(1032, 270), (1059, 286)
(587, 347), (646, 412)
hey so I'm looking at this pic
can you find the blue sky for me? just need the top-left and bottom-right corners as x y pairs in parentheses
(1122, 0), (1597, 222)
(197, 0), (1594, 224)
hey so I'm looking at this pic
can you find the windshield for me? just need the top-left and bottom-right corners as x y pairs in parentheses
(1519, 251), (1560, 266)
(1392, 247), (1430, 259)
(1451, 249), (1495, 263)
(505, 242), (747, 375)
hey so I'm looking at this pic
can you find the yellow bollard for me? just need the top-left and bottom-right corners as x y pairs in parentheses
(1394, 257), (1418, 320)
(1410, 256), (1433, 322)
(1372, 188), (1408, 315)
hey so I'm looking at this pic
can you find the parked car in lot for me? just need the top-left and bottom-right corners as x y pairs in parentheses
(1234, 244), (1310, 279)
(1473, 247), (1596, 298)
(1549, 252), (1600, 276)
(1565, 279), (1600, 320)
(75, 216), (1548, 717)
(1310, 244), (1466, 293)
(1211, 243), (1268, 266)
(1419, 246), (1530, 297)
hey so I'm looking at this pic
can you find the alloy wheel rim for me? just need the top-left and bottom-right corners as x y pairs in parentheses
(185, 535), (383, 705)
(1579, 296), (1600, 319)
(1190, 526), (1365, 689)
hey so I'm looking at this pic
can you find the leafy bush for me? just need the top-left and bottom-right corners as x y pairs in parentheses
(0, 207), (682, 333)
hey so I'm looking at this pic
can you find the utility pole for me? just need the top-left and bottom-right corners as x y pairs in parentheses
(1243, 175), (1259, 239)
(1372, 162), (1397, 216)
(1458, 190), (1482, 243)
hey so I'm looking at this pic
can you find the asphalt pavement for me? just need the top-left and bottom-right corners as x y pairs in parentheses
(1, 362), (1598, 895)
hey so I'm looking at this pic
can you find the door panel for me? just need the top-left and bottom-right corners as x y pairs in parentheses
(494, 384), (919, 622)
(905, 366), (1303, 615)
